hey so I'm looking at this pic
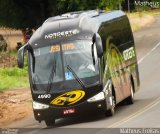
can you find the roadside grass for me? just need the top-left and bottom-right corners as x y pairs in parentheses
(143, 10), (160, 16)
(0, 66), (29, 91)
(128, 10), (160, 18)
(0, 51), (29, 91)
(128, 10), (160, 32)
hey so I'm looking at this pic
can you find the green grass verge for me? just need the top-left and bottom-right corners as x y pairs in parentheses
(128, 12), (150, 32)
(128, 10), (160, 32)
(0, 66), (29, 91)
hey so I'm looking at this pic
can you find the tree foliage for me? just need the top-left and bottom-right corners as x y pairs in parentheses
(0, 0), (159, 29)
(0, 0), (108, 29)
(0, 0), (47, 29)
(44, 0), (108, 17)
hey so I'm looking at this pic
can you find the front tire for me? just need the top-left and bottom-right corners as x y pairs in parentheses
(45, 118), (55, 127)
(126, 83), (134, 104)
(105, 91), (116, 116)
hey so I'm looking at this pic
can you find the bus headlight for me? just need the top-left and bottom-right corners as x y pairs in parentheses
(87, 92), (105, 102)
(32, 101), (49, 110)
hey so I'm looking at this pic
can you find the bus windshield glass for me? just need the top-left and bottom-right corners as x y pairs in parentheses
(31, 40), (100, 92)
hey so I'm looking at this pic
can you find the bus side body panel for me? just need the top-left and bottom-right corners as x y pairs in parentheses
(99, 15), (140, 104)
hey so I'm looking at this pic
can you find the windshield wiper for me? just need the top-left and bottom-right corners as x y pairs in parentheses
(67, 65), (86, 89)
(46, 59), (57, 93)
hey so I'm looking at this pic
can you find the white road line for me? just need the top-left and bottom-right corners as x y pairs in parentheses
(138, 41), (160, 64)
(96, 97), (160, 134)
(96, 41), (160, 130)
(108, 97), (160, 128)
(95, 97), (160, 134)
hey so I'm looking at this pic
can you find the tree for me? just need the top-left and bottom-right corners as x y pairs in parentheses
(0, 0), (50, 29)
(48, 0), (106, 16)
(0, 0), (123, 30)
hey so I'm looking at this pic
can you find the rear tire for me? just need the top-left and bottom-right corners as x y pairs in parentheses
(45, 118), (55, 127)
(126, 83), (134, 104)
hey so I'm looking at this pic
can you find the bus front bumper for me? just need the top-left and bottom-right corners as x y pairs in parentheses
(33, 99), (107, 121)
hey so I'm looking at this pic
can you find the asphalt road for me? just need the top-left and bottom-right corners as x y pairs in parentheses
(5, 15), (160, 134)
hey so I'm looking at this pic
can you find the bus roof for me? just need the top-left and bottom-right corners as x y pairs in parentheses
(43, 10), (125, 32)
(29, 10), (126, 48)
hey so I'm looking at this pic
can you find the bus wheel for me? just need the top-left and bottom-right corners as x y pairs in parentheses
(105, 93), (116, 116)
(45, 118), (55, 127)
(126, 83), (134, 104)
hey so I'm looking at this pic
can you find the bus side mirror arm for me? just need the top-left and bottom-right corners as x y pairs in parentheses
(17, 44), (35, 72)
(93, 33), (103, 58)
(27, 45), (35, 72)
(91, 43), (95, 65)
(17, 44), (28, 68)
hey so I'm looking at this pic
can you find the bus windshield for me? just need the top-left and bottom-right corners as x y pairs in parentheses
(31, 40), (100, 92)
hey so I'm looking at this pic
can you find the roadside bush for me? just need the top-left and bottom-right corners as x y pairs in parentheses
(0, 34), (7, 52)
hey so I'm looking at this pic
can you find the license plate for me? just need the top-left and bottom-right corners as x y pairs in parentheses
(63, 108), (75, 115)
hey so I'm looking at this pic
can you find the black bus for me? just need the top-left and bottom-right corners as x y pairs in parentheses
(17, 10), (140, 126)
